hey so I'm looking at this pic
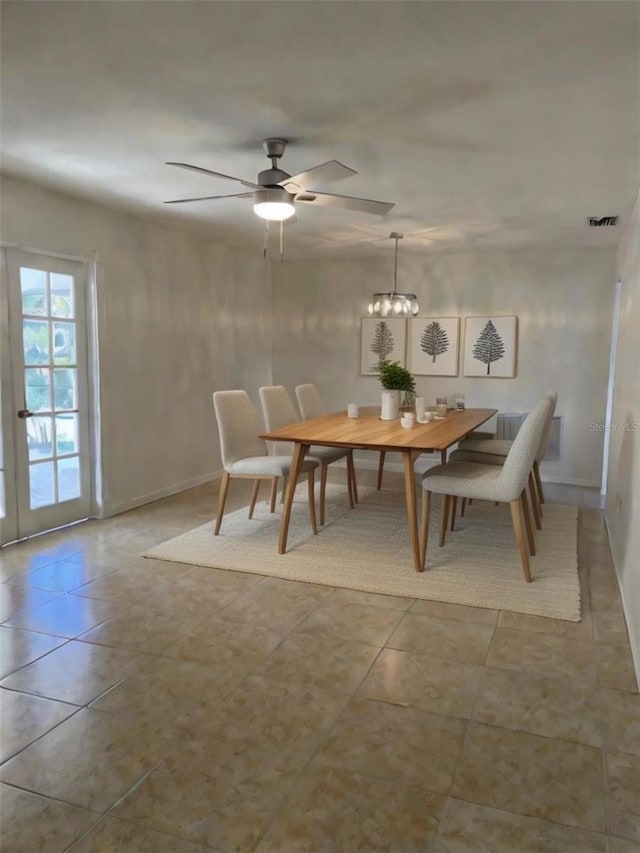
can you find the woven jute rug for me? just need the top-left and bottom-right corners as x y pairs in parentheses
(143, 485), (581, 621)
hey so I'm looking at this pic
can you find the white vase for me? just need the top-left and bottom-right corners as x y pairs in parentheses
(380, 389), (400, 420)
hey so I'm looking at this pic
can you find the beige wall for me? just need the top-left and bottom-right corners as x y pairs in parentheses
(607, 189), (640, 681)
(3, 173), (634, 675)
(272, 247), (617, 485)
(1, 176), (272, 514)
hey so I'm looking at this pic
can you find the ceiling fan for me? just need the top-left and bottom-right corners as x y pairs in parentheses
(164, 138), (395, 222)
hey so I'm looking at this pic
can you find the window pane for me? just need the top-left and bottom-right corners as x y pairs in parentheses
(29, 461), (55, 509)
(23, 320), (50, 365)
(27, 417), (53, 461)
(50, 273), (74, 319)
(25, 368), (51, 412)
(53, 368), (77, 411)
(53, 321), (76, 365)
(55, 413), (78, 455)
(20, 267), (48, 316)
(57, 456), (81, 502)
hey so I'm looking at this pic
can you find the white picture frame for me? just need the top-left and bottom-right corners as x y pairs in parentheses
(360, 318), (407, 375)
(463, 315), (518, 378)
(408, 317), (459, 376)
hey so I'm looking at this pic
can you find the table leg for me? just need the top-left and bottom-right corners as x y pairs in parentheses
(278, 442), (308, 555)
(402, 450), (422, 572)
(440, 449), (447, 466)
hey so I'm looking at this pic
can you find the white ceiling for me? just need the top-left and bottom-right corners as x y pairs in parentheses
(1, 1), (638, 259)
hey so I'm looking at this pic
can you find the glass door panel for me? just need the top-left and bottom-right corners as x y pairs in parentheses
(5, 250), (91, 539)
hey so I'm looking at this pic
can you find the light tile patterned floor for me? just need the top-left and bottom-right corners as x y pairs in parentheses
(0, 475), (638, 852)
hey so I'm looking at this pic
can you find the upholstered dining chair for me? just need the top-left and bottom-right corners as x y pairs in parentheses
(295, 382), (359, 505)
(452, 391), (558, 529)
(212, 390), (319, 536)
(297, 382), (384, 496)
(261, 385), (356, 526)
(420, 397), (553, 582)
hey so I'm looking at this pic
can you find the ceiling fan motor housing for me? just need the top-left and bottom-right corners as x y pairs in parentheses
(257, 167), (291, 187)
(253, 186), (295, 205)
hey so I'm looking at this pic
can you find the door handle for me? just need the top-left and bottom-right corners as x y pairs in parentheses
(17, 409), (34, 419)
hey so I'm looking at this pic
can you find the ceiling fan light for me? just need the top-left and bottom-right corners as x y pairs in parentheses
(253, 187), (295, 221)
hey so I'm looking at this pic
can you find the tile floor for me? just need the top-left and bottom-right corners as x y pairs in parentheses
(0, 475), (638, 852)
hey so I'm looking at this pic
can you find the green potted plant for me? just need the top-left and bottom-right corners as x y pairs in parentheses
(377, 359), (416, 419)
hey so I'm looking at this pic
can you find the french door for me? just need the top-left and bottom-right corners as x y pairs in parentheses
(1, 249), (92, 542)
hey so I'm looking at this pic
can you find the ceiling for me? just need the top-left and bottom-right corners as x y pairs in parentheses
(1, 1), (638, 259)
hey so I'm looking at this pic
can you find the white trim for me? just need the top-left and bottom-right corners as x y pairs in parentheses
(0, 242), (96, 264)
(540, 476), (601, 488)
(87, 262), (103, 518)
(0, 249), (18, 545)
(351, 455), (600, 487)
(601, 279), (623, 495)
(101, 470), (221, 518)
(605, 516), (640, 686)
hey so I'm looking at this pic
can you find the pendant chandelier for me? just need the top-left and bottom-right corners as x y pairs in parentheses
(368, 232), (419, 317)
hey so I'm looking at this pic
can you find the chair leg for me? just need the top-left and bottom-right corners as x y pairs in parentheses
(450, 496), (458, 531)
(346, 451), (357, 507)
(269, 477), (278, 513)
(528, 471), (542, 530)
(521, 490), (536, 556)
(214, 472), (231, 535)
(307, 471), (318, 535)
(439, 494), (450, 547)
(460, 497), (467, 517)
(533, 460), (545, 506)
(248, 480), (261, 519)
(420, 488), (431, 570)
(376, 451), (386, 490)
(510, 499), (532, 583)
(319, 463), (328, 526)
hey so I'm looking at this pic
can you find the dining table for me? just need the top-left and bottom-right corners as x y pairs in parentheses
(259, 405), (498, 572)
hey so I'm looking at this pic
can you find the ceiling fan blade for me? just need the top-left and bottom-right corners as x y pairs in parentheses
(280, 160), (356, 192)
(166, 161), (261, 190)
(163, 192), (254, 204)
(295, 191), (394, 216)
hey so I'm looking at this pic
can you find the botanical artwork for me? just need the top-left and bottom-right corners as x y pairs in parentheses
(463, 316), (517, 378)
(408, 317), (459, 376)
(360, 318), (406, 375)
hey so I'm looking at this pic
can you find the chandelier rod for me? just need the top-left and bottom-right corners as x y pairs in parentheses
(390, 231), (403, 295)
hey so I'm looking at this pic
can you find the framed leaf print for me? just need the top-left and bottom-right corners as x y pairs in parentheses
(463, 315), (518, 378)
(360, 318), (407, 375)
(408, 317), (459, 376)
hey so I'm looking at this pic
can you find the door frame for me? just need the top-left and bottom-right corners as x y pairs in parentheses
(0, 244), (102, 545)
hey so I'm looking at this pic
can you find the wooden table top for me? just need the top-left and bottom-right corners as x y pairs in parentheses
(260, 407), (497, 453)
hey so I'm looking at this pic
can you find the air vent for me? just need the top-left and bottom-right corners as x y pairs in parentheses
(587, 216), (619, 227)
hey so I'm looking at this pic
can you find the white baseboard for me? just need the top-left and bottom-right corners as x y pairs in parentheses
(101, 469), (222, 518)
(541, 476), (601, 488)
(99, 464), (600, 519)
(351, 456), (600, 488)
(604, 514), (640, 689)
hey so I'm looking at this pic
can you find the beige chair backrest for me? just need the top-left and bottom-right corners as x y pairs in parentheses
(536, 390), (558, 462)
(295, 383), (326, 420)
(499, 398), (553, 498)
(259, 385), (300, 456)
(212, 390), (268, 469)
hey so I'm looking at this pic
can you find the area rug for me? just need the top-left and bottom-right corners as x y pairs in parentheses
(143, 485), (581, 621)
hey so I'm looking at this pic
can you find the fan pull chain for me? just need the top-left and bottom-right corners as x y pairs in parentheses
(263, 221), (269, 258)
(280, 221), (284, 261)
